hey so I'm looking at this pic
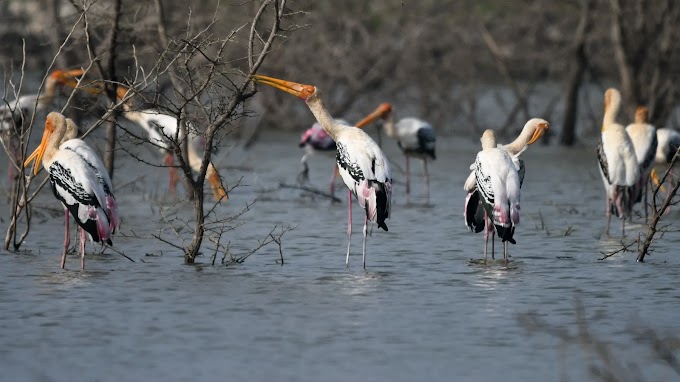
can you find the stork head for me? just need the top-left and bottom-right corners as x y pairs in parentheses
(24, 112), (67, 175)
(480, 129), (496, 150)
(252, 75), (317, 101)
(355, 102), (393, 129)
(525, 118), (550, 145)
(604, 88), (621, 113)
(635, 106), (649, 124)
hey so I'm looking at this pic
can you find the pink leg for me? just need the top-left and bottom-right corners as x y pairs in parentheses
(491, 227), (495, 260)
(405, 155), (410, 202)
(345, 190), (352, 269)
(62, 208), (70, 269)
(423, 159), (430, 205)
(80, 228), (86, 270)
(329, 166), (338, 197)
(483, 213), (489, 263)
(504, 241), (509, 267)
(164, 153), (178, 194)
(362, 216), (368, 270)
(605, 193), (611, 237)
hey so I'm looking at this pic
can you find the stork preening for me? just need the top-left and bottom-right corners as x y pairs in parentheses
(464, 119), (548, 262)
(468, 130), (520, 266)
(253, 74), (391, 270)
(57, 72), (228, 202)
(24, 112), (120, 269)
(597, 88), (639, 237)
(297, 118), (350, 196)
(625, 106), (657, 220)
(1, 69), (81, 183)
(355, 103), (435, 204)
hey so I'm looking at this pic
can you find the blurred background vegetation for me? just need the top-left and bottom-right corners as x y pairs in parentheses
(1, 0), (679, 145)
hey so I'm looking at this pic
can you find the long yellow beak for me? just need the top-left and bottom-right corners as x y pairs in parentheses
(355, 103), (392, 129)
(252, 74), (313, 99)
(208, 169), (228, 202)
(24, 124), (54, 176)
(527, 122), (550, 145)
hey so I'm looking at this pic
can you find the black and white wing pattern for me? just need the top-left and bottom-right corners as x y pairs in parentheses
(48, 149), (112, 244)
(336, 131), (392, 231)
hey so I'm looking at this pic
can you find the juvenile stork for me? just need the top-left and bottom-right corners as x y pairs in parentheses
(464, 118), (549, 259)
(253, 75), (391, 270)
(24, 112), (119, 269)
(597, 88), (639, 236)
(355, 103), (435, 203)
(625, 106), (657, 219)
(471, 130), (521, 265)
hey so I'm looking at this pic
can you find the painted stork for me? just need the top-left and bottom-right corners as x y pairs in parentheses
(253, 75), (391, 270)
(597, 88), (639, 236)
(1, 69), (82, 183)
(470, 130), (520, 265)
(464, 118), (549, 260)
(625, 106), (657, 219)
(297, 118), (350, 195)
(355, 103), (435, 204)
(24, 112), (118, 269)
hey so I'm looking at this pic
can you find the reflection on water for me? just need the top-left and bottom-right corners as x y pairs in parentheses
(0, 132), (679, 381)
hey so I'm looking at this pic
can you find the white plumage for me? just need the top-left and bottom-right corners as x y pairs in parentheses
(252, 74), (392, 270)
(472, 130), (520, 265)
(25, 112), (118, 269)
(625, 106), (657, 218)
(597, 89), (639, 236)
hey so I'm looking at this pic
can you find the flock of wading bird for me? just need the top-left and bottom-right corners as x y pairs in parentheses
(2, 68), (679, 270)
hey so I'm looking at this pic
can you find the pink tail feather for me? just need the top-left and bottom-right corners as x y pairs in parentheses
(106, 196), (121, 233)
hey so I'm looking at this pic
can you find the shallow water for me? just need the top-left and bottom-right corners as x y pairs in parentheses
(1, 130), (679, 382)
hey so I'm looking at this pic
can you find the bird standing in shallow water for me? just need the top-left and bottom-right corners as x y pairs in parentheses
(471, 130), (521, 266)
(464, 118), (549, 261)
(597, 88), (639, 237)
(625, 106), (657, 220)
(24, 112), (119, 269)
(253, 75), (391, 270)
(355, 103), (435, 204)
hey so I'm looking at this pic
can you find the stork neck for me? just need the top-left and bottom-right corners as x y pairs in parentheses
(602, 96), (621, 131)
(37, 78), (59, 110)
(382, 112), (397, 138)
(306, 96), (344, 140)
(42, 126), (66, 169)
(504, 127), (534, 155)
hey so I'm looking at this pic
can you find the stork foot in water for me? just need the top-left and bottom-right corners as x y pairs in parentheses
(297, 162), (310, 184)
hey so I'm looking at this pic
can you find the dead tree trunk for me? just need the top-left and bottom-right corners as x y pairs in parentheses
(104, 0), (122, 179)
(559, 0), (592, 146)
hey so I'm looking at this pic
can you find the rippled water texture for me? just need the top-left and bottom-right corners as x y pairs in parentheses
(1, 131), (679, 381)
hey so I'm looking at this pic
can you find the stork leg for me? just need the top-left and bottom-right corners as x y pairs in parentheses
(605, 193), (611, 237)
(644, 177), (649, 221)
(483, 212), (489, 264)
(504, 241), (509, 267)
(491, 229), (495, 260)
(80, 228), (86, 270)
(164, 153), (178, 195)
(297, 153), (310, 184)
(362, 216), (368, 270)
(329, 166), (338, 197)
(405, 155), (410, 202)
(62, 208), (70, 269)
(423, 159), (430, 205)
(345, 190), (352, 269)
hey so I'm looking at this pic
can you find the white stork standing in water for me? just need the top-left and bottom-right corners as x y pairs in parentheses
(297, 119), (350, 196)
(1, 69), (81, 183)
(355, 103), (435, 204)
(625, 106), (657, 220)
(470, 130), (521, 266)
(463, 118), (549, 260)
(253, 74), (391, 270)
(24, 112), (119, 269)
(597, 88), (639, 237)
